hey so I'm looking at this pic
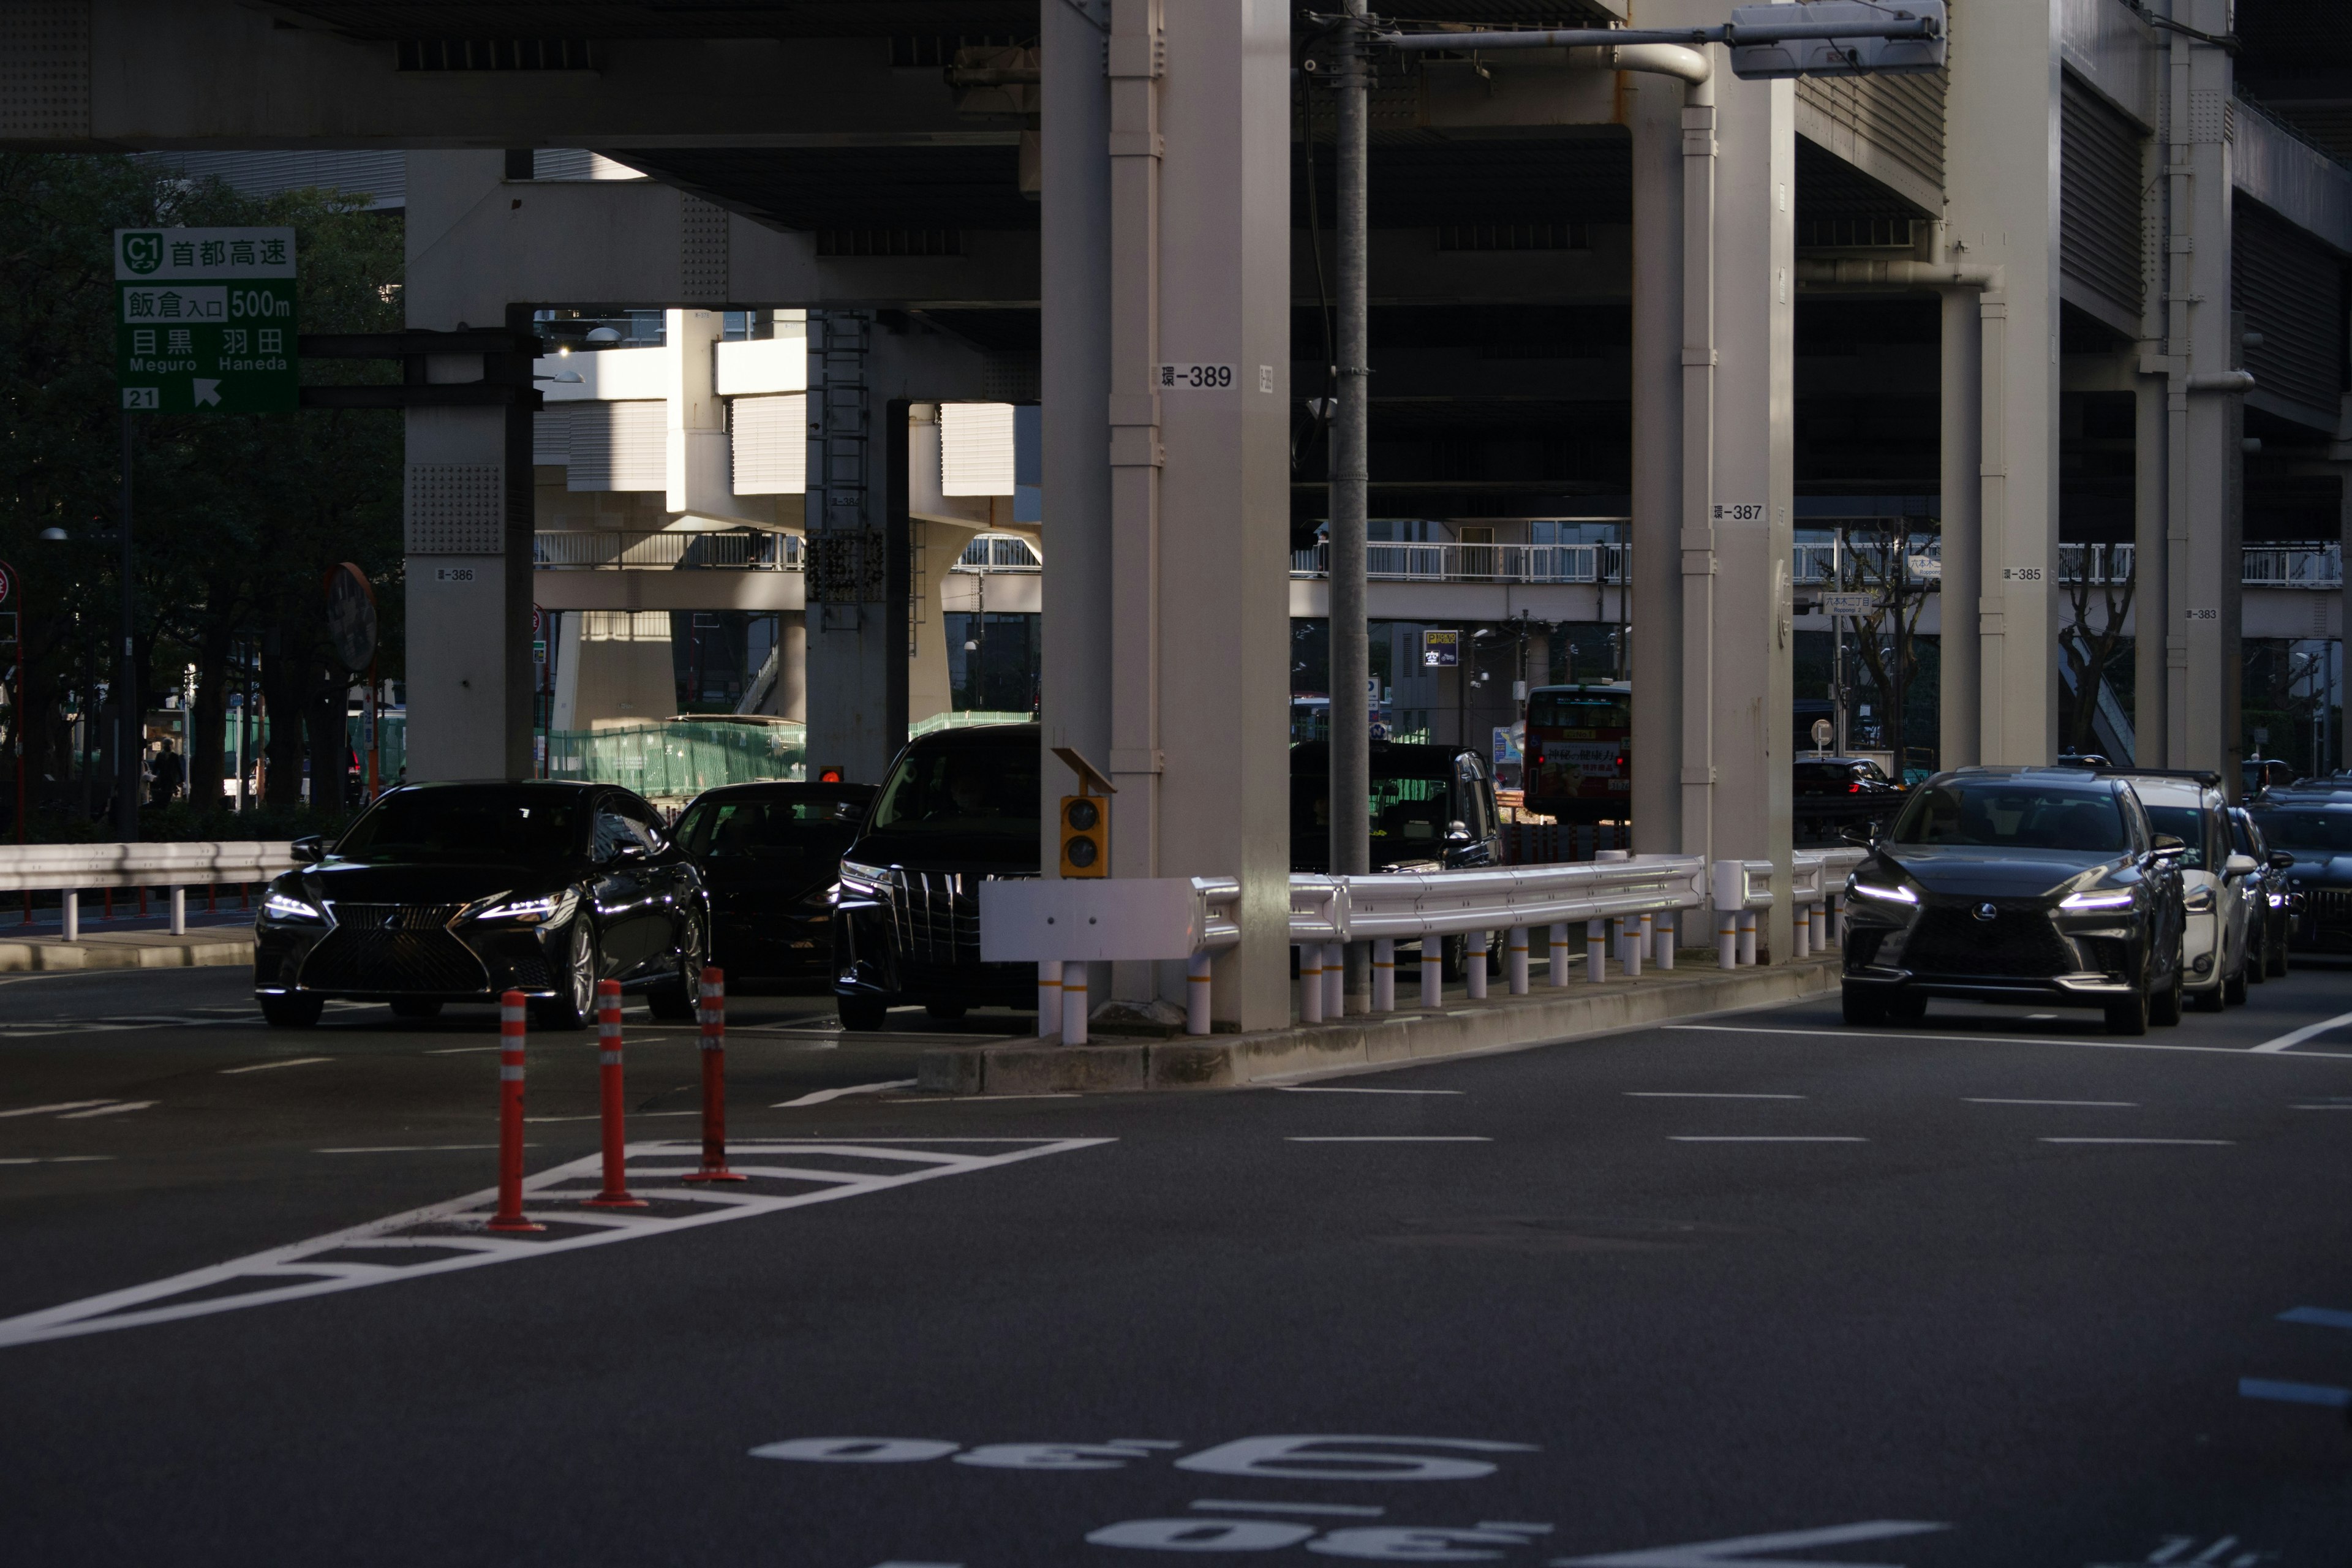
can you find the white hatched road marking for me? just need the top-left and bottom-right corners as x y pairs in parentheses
(0, 1137), (1110, 1348)
(774, 1079), (918, 1107)
(1668, 1023), (2352, 1060)
(0, 1099), (118, 1118)
(1555, 1519), (1948, 1566)
(2252, 1008), (2352, 1054)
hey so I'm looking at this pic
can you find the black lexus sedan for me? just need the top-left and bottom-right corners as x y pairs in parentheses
(255, 781), (707, 1030)
(1841, 767), (2188, 1035)
(2250, 793), (2352, 954)
(834, 723), (1042, 1031)
(671, 780), (877, 981)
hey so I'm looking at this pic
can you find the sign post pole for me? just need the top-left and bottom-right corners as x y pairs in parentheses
(117, 413), (136, 842)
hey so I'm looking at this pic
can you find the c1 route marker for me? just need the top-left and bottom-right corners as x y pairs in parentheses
(1553, 1519), (1950, 1567)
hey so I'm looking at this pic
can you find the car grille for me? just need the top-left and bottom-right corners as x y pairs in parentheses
(2304, 888), (2352, 930)
(303, 902), (486, 993)
(886, 870), (980, 968)
(1901, 903), (2079, 979)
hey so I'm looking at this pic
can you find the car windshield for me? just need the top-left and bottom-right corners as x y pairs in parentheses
(2140, 805), (2214, 870)
(334, 787), (587, 865)
(1890, 782), (2127, 853)
(676, 792), (869, 860)
(2253, 809), (2352, 855)
(870, 741), (1041, 837)
(1294, 771), (1458, 848)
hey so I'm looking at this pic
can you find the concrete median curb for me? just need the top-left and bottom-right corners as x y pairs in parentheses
(0, 929), (255, 973)
(916, 955), (1841, 1096)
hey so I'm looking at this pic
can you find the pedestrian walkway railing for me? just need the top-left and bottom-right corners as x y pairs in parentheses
(0, 841), (297, 938)
(981, 850), (1866, 1042)
(1289, 541), (1629, 584)
(533, 530), (802, 571)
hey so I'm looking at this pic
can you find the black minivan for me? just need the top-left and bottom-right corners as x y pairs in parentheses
(832, 723), (1042, 1031)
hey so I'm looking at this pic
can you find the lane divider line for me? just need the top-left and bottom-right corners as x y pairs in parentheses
(1274, 1086), (1466, 1096)
(2038, 1137), (2234, 1146)
(1625, 1091), (1806, 1099)
(2239, 1377), (2351, 1408)
(56, 1101), (156, 1120)
(219, 1057), (333, 1075)
(774, 1079), (918, 1108)
(2280, 1306), (2352, 1330)
(1665, 1023), (2352, 1060)
(1669, 1135), (1866, 1143)
(1285, 1136), (1491, 1143)
(0, 1100), (117, 1118)
(2252, 1008), (2352, 1054)
(1964, 1098), (2138, 1107)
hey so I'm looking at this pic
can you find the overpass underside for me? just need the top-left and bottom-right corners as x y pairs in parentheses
(9, 0), (2348, 1031)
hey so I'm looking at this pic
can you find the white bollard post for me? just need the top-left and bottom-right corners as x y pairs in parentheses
(1717, 907), (1737, 969)
(1419, 943), (1442, 1008)
(1792, 907), (1809, 959)
(1186, 951), (1213, 1036)
(1299, 945), (1324, 1023)
(1038, 960), (1063, 1036)
(1656, 911), (1676, 970)
(1507, 926), (1529, 995)
(1626, 913), (1645, 978)
(62, 890), (78, 943)
(1324, 941), (1344, 1019)
(1466, 933), (1488, 1000)
(1372, 938), (1395, 1012)
(1587, 918), (1607, 982)
(1738, 910), (1758, 966)
(1549, 921), (1571, 986)
(1811, 905), (1828, 951)
(1063, 961), (1090, 1045)
(170, 887), (186, 937)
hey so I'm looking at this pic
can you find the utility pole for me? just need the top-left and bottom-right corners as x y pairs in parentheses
(116, 413), (137, 842)
(1328, 0), (1372, 1009)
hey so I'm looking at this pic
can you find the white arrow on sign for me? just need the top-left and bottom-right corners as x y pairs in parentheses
(192, 378), (222, 407)
(1554, 1519), (1950, 1568)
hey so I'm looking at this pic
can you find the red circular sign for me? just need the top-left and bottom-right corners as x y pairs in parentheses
(0, 562), (17, 608)
(532, 604), (545, 636)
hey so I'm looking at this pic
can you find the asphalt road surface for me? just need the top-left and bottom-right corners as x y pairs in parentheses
(2, 962), (2348, 1566)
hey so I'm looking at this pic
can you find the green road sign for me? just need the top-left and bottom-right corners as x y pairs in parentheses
(114, 227), (298, 414)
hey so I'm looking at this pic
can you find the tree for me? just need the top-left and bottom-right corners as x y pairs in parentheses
(2058, 545), (2135, 758)
(0, 154), (402, 832)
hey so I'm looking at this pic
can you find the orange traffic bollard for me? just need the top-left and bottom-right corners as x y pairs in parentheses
(486, 990), (545, 1232)
(584, 979), (645, 1209)
(682, 967), (745, 1183)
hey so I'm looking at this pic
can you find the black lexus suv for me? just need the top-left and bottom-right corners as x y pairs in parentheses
(1841, 766), (2188, 1035)
(832, 723), (1042, 1031)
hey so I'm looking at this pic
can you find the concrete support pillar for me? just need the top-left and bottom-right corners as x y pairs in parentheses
(1943, 0), (2062, 766)
(803, 311), (908, 783)
(1629, 74), (1686, 856)
(2163, 6), (2241, 780)
(665, 308), (727, 516)
(1043, 0), (1290, 1030)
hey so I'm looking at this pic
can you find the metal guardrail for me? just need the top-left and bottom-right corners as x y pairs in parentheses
(952, 535), (1042, 573)
(1289, 541), (1628, 584)
(987, 852), (1861, 1041)
(0, 841), (298, 938)
(533, 531), (802, 571)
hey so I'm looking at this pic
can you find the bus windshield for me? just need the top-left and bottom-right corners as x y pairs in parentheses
(1529, 692), (1630, 731)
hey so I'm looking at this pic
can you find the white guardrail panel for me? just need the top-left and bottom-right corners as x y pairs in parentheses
(0, 841), (296, 893)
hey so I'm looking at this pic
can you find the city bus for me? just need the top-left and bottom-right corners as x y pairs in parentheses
(1522, 681), (1631, 824)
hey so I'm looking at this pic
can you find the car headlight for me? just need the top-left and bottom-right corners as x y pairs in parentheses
(466, 889), (580, 926)
(262, 890), (326, 923)
(1848, 878), (1918, 906)
(2058, 889), (2135, 911)
(839, 859), (888, 896)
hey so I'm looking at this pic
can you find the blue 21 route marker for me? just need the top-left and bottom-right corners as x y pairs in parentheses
(114, 227), (298, 415)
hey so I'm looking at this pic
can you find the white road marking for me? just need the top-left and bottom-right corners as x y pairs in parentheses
(524, 1111), (699, 1125)
(1965, 1098), (2138, 1107)
(1670, 1136), (1865, 1143)
(2251, 1007), (2352, 1054)
(219, 1057), (333, 1075)
(884, 1093), (1078, 1102)
(0, 1155), (116, 1166)
(1667, 1023), (2352, 1060)
(2038, 1137), (2234, 1147)
(2280, 1306), (2352, 1329)
(774, 1079), (918, 1107)
(1276, 1087), (1466, 1096)
(2238, 1377), (2350, 1408)
(0, 1099), (118, 1118)
(867, 1561), (964, 1568)
(0, 1137), (1110, 1348)
(316, 1143), (518, 1153)
(2290, 1102), (2352, 1109)
(1555, 1519), (1948, 1566)
(1625, 1091), (1806, 1100)
(1191, 1501), (1386, 1517)
(1286, 1136), (1492, 1143)
(56, 1101), (155, 1119)
(423, 1046), (504, 1055)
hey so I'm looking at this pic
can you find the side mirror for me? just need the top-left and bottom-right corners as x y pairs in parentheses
(290, 835), (326, 864)
(1839, 828), (1875, 850)
(615, 840), (651, 862)
(2269, 850), (2296, 870)
(2149, 834), (2186, 862)
(2223, 853), (2260, 879)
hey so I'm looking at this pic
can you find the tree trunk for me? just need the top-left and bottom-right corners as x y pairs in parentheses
(305, 680), (350, 816)
(186, 620), (234, 815)
(260, 639), (312, 808)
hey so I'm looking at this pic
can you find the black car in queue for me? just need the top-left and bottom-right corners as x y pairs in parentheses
(1841, 766), (2188, 1035)
(2248, 791), (2352, 954)
(671, 781), (878, 981)
(833, 723), (1042, 1031)
(1291, 739), (1502, 974)
(2226, 804), (2294, 978)
(255, 781), (709, 1030)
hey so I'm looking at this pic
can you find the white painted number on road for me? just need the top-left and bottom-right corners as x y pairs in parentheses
(1553, 1520), (1950, 1567)
(1177, 1436), (1537, 1482)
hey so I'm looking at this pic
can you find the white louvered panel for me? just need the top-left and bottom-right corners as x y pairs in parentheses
(2236, 202), (2346, 421)
(532, 405), (573, 467)
(2060, 73), (2146, 320)
(940, 402), (1016, 496)
(729, 394), (807, 494)
(567, 401), (668, 492)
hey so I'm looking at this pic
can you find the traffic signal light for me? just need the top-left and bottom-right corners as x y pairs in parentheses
(1060, 793), (1108, 878)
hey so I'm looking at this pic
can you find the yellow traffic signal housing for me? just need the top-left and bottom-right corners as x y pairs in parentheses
(1060, 793), (1108, 878)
